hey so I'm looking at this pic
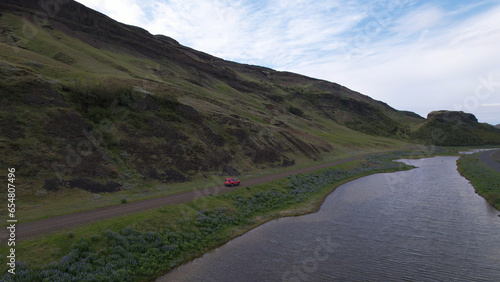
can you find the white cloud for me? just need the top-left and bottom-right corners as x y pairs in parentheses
(292, 3), (500, 124)
(392, 6), (444, 36)
(77, 0), (147, 27)
(141, 0), (366, 66)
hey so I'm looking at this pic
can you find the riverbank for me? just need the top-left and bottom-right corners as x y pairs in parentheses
(0, 154), (370, 242)
(457, 152), (500, 210)
(160, 156), (500, 281)
(1, 153), (417, 281)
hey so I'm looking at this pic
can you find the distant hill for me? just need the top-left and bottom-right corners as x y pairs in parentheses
(410, 111), (500, 146)
(0, 0), (499, 194)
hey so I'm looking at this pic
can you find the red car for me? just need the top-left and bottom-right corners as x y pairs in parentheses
(224, 178), (240, 187)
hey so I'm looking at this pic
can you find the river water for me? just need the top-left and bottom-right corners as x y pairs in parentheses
(159, 156), (500, 281)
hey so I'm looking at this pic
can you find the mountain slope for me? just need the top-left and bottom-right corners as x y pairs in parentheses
(410, 111), (500, 146)
(1, 0), (496, 198)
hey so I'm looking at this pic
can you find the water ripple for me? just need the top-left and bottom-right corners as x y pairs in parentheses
(160, 157), (500, 282)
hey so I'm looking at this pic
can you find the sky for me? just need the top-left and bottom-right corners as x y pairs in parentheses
(76, 0), (500, 125)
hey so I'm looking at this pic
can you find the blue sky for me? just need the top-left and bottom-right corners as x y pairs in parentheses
(76, 0), (500, 124)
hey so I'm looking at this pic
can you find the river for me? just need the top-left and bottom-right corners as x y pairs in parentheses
(159, 156), (500, 281)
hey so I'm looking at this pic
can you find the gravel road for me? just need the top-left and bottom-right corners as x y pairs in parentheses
(0, 155), (364, 242)
(478, 149), (500, 173)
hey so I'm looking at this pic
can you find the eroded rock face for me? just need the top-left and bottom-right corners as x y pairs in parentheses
(427, 111), (478, 125)
(410, 110), (500, 146)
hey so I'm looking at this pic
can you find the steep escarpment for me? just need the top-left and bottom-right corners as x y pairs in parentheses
(410, 111), (500, 146)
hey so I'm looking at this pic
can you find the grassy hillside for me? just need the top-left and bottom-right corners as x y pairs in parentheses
(410, 111), (500, 146)
(0, 0), (417, 210)
(1, 0), (499, 212)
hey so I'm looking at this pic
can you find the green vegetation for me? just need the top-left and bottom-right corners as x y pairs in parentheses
(0, 155), (413, 281)
(410, 111), (500, 146)
(457, 153), (500, 210)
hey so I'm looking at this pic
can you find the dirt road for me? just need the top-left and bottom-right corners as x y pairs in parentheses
(1, 155), (363, 242)
(478, 149), (500, 173)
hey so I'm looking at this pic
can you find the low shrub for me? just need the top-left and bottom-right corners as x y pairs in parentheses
(288, 106), (304, 117)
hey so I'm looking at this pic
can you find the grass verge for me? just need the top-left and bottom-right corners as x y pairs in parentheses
(0, 154), (415, 281)
(457, 153), (500, 210)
